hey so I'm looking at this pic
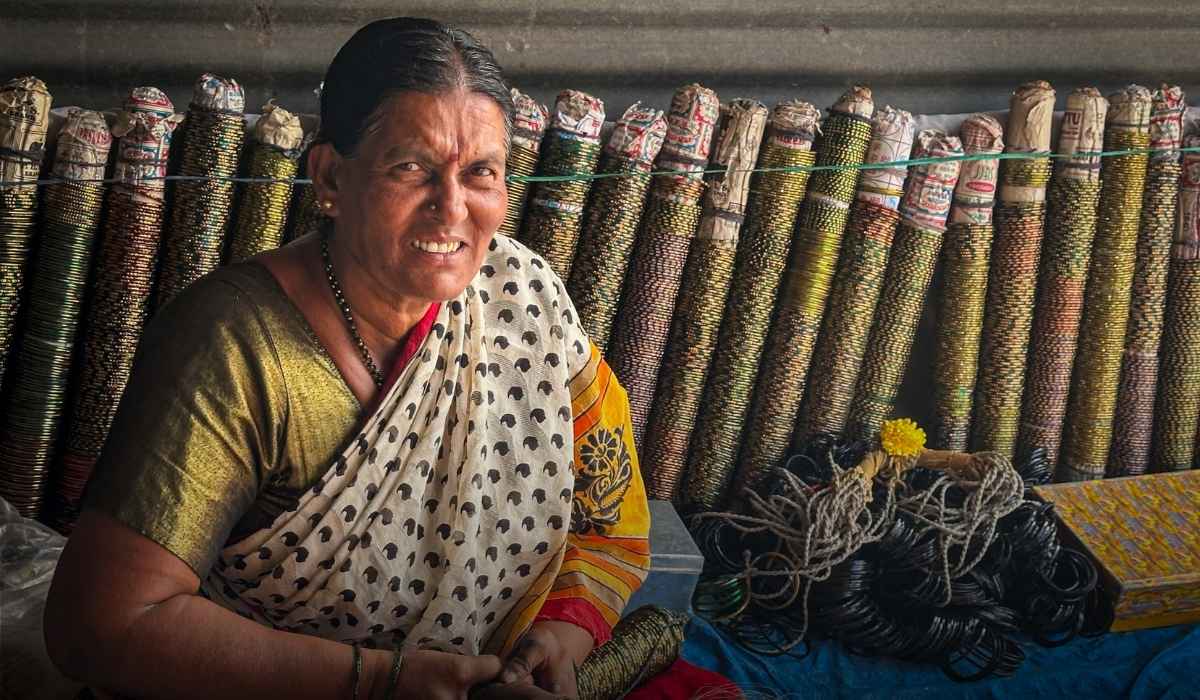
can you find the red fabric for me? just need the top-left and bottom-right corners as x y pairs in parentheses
(533, 597), (614, 647)
(370, 302), (441, 408)
(625, 658), (742, 700)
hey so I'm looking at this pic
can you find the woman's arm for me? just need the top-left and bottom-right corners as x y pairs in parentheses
(44, 509), (503, 700)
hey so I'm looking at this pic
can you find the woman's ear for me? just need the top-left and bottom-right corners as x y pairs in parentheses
(308, 142), (342, 217)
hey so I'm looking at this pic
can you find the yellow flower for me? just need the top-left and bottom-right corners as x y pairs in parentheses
(880, 418), (926, 458)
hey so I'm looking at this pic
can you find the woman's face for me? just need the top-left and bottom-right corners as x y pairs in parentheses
(318, 89), (509, 304)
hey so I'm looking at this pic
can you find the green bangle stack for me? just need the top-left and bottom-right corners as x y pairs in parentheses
(156, 73), (246, 309)
(642, 98), (767, 506)
(738, 86), (874, 489)
(568, 102), (666, 354)
(1152, 134), (1200, 472)
(0, 108), (106, 523)
(687, 100), (819, 508)
(0, 76), (51, 404)
(576, 607), (688, 700)
(799, 104), (914, 440)
(228, 102), (303, 262)
(518, 90), (604, 281)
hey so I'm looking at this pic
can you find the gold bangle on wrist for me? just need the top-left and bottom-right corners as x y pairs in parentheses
(350, 642), (362, 700)
(384, 644), (406, 698)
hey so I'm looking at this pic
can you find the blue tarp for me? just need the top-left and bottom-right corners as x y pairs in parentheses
(682, 617), (1200, 699)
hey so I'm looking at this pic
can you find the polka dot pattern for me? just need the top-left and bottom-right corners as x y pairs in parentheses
(203, 235), (591, 654)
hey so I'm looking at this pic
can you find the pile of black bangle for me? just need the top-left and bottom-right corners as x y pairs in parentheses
(689, 433), (1113, 681)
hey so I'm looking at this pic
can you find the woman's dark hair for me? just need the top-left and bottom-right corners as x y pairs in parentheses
(318, 17), (514, 156)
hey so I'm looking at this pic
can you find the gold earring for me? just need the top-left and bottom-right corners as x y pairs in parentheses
(321, 200), (334, 210)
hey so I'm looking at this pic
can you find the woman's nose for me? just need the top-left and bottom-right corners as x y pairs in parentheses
(429, 177), (468, 225)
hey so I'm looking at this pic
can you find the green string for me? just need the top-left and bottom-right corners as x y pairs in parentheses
(0, 145), (1191, 189)
(512, 145), (1195, 183)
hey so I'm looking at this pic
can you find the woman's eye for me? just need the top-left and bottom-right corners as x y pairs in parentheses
(471, 166), (496, 178)
(394, 162), (422, 173)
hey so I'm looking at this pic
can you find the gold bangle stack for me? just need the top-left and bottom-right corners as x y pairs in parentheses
(801, 202), (900, 438)
(498, 89), (547, 240)
(799, 105), (914, 440)
(57, 87), (181, 526)
(0, 76), (51, 403)
(931, 113), (1004, 451)
(849, 130), (963, 438)
(287, 180), (323, 243)
(1153, 133), (1200, 472)
(972, 80), (1056, 458)
(567, 103), (665, 354)
(608, 83), (719, 448)
(576, 606), (688, 700)
(1109, 85), (1185, 477)
(1061, 85), (1153, 482)
(284, 134), (324, 245)
(156, 73), (245, 310)
(641, 99), (767, 506)
(1017, 88), (1107, 467)
(517, 90), (604, 280)
(686, 100), (819, 508)
(1, 109), (108, 522)
(227, 102), (303, 262)
(737, 86), (874, 489)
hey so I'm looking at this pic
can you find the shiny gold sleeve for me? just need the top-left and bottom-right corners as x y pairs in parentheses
(84, 274), (288, 578)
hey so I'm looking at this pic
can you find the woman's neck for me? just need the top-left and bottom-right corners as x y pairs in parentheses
(324, 236), (432, 374)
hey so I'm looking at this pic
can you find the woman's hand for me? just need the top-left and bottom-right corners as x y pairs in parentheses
(384, 648), (503, 700)
(496, 621), (595, 699)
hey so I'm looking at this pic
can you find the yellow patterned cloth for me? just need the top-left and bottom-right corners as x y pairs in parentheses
(85, 237), (649, 655)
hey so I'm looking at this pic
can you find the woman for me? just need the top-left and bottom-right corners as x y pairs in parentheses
(44, 17), (649, 700)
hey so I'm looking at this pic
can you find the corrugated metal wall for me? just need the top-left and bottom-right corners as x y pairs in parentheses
(3, 1), (1198, 117)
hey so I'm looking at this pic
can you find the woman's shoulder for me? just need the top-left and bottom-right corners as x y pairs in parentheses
(156, 261), (283, 314)
(149, 262), (303, 350)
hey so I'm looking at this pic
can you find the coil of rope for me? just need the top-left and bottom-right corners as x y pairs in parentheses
(690, 418), (1107, 680)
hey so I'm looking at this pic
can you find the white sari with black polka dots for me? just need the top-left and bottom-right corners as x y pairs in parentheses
(203, 236), (608, 655)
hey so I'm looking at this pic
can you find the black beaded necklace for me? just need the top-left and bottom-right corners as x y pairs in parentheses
(320, 231), (385, 388)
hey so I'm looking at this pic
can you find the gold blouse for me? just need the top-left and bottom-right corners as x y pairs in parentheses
(85, 262), (364, 577)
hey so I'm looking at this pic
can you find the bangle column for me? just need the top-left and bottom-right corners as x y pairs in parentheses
(1017, 88), (1108, 466)
(1109, 85), (1185, 477)
(931, 113), (1004, 451)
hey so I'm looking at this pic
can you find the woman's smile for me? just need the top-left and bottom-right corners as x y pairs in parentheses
(411, 239), (466, 255)
(410, 237), (470, 267)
